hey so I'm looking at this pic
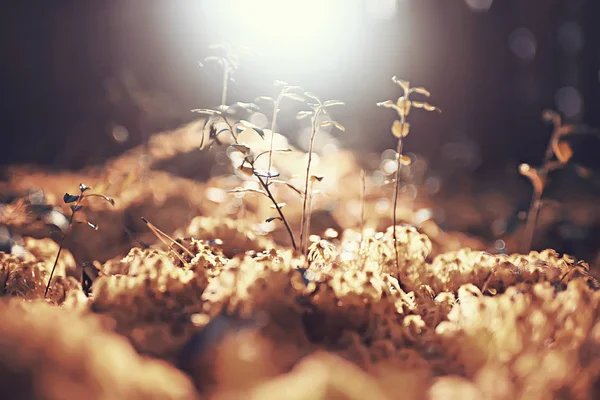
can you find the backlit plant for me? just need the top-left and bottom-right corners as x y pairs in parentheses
(228, 144), (298, 250)
(45, 183), (114, 297)
(518, 110), (576, 253)
(377, 77), (440, 282)
(194, 43), (263, 148)
(296, 93), (345, 256)
(254, 80), (305, 182)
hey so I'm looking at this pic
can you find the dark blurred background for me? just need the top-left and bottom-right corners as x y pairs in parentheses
(1, 0), (599, 174)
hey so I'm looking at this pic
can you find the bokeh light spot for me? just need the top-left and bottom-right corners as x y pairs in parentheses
(555, 86), (583, 118)
(465, 0), (493, 12)
(509, 28), (536, 62)
(112, 125), (129, 144)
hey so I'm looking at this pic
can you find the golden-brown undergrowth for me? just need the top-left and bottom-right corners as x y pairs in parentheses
(1, 219), (600, 399)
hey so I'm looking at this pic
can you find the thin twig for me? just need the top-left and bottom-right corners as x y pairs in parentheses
(45, 197), (81, 297)
(300, 109), (320, 255)
(521, 129), (556, 253)
(255, 174), (297, 250)
(392, 135), (405, 285)
(266, 95), (281, 185)
(141, 217), (195, 259)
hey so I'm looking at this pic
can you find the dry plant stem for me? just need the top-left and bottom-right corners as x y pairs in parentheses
(255, 174), (297, 250)
(44, 197), (81, 298)
(220, 59), (229, 106)
(141, 217), (195, 262)
(300, 112), (320, 255)
(266, 97), (281, 185)
(392, 136), (405, 284)
(360, 169), (366, 237)
(521, 137), (555, 253)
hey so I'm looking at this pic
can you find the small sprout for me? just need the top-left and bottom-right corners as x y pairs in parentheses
(45, 183), (115, 298)
(519, 110), (579, 253)
(319, 120), (345, 132)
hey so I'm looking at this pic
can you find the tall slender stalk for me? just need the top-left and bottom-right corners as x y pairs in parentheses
(255, 173), (297, 250)
(45, 185), (114, 298)
(300, 110), (320, 255)
(377, 77), (440, 284)
(220, 59), (229, 107)
(392, 135), (405, 279)
(520, 127), (556, 253)
(44, 197), (80, 298)
(266, 98), (281, 185)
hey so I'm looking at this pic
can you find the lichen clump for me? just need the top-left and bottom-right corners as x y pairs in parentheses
(2, 219), (600, 399)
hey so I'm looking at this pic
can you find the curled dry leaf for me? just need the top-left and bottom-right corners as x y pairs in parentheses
(376, 100), (395, 108)
(282, 93), (305, 102)
(191, 109), (221, 115)
(269, 202), (286, 209)
(552, 140), (573, 164)
(399, 155), (412, 166)
(392, 76), (410, 93)
(63, 194), (80, 204)
(320, 120), (345, 132)
(304, 92), (321, 103)
(255, 96), (275, 103)
(237, 164), (255, 176)
(296, 111), (313, 120)
(410, 87), (431, 97)
(322, 100), (345, 108)
(228, 187), (267, 196)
